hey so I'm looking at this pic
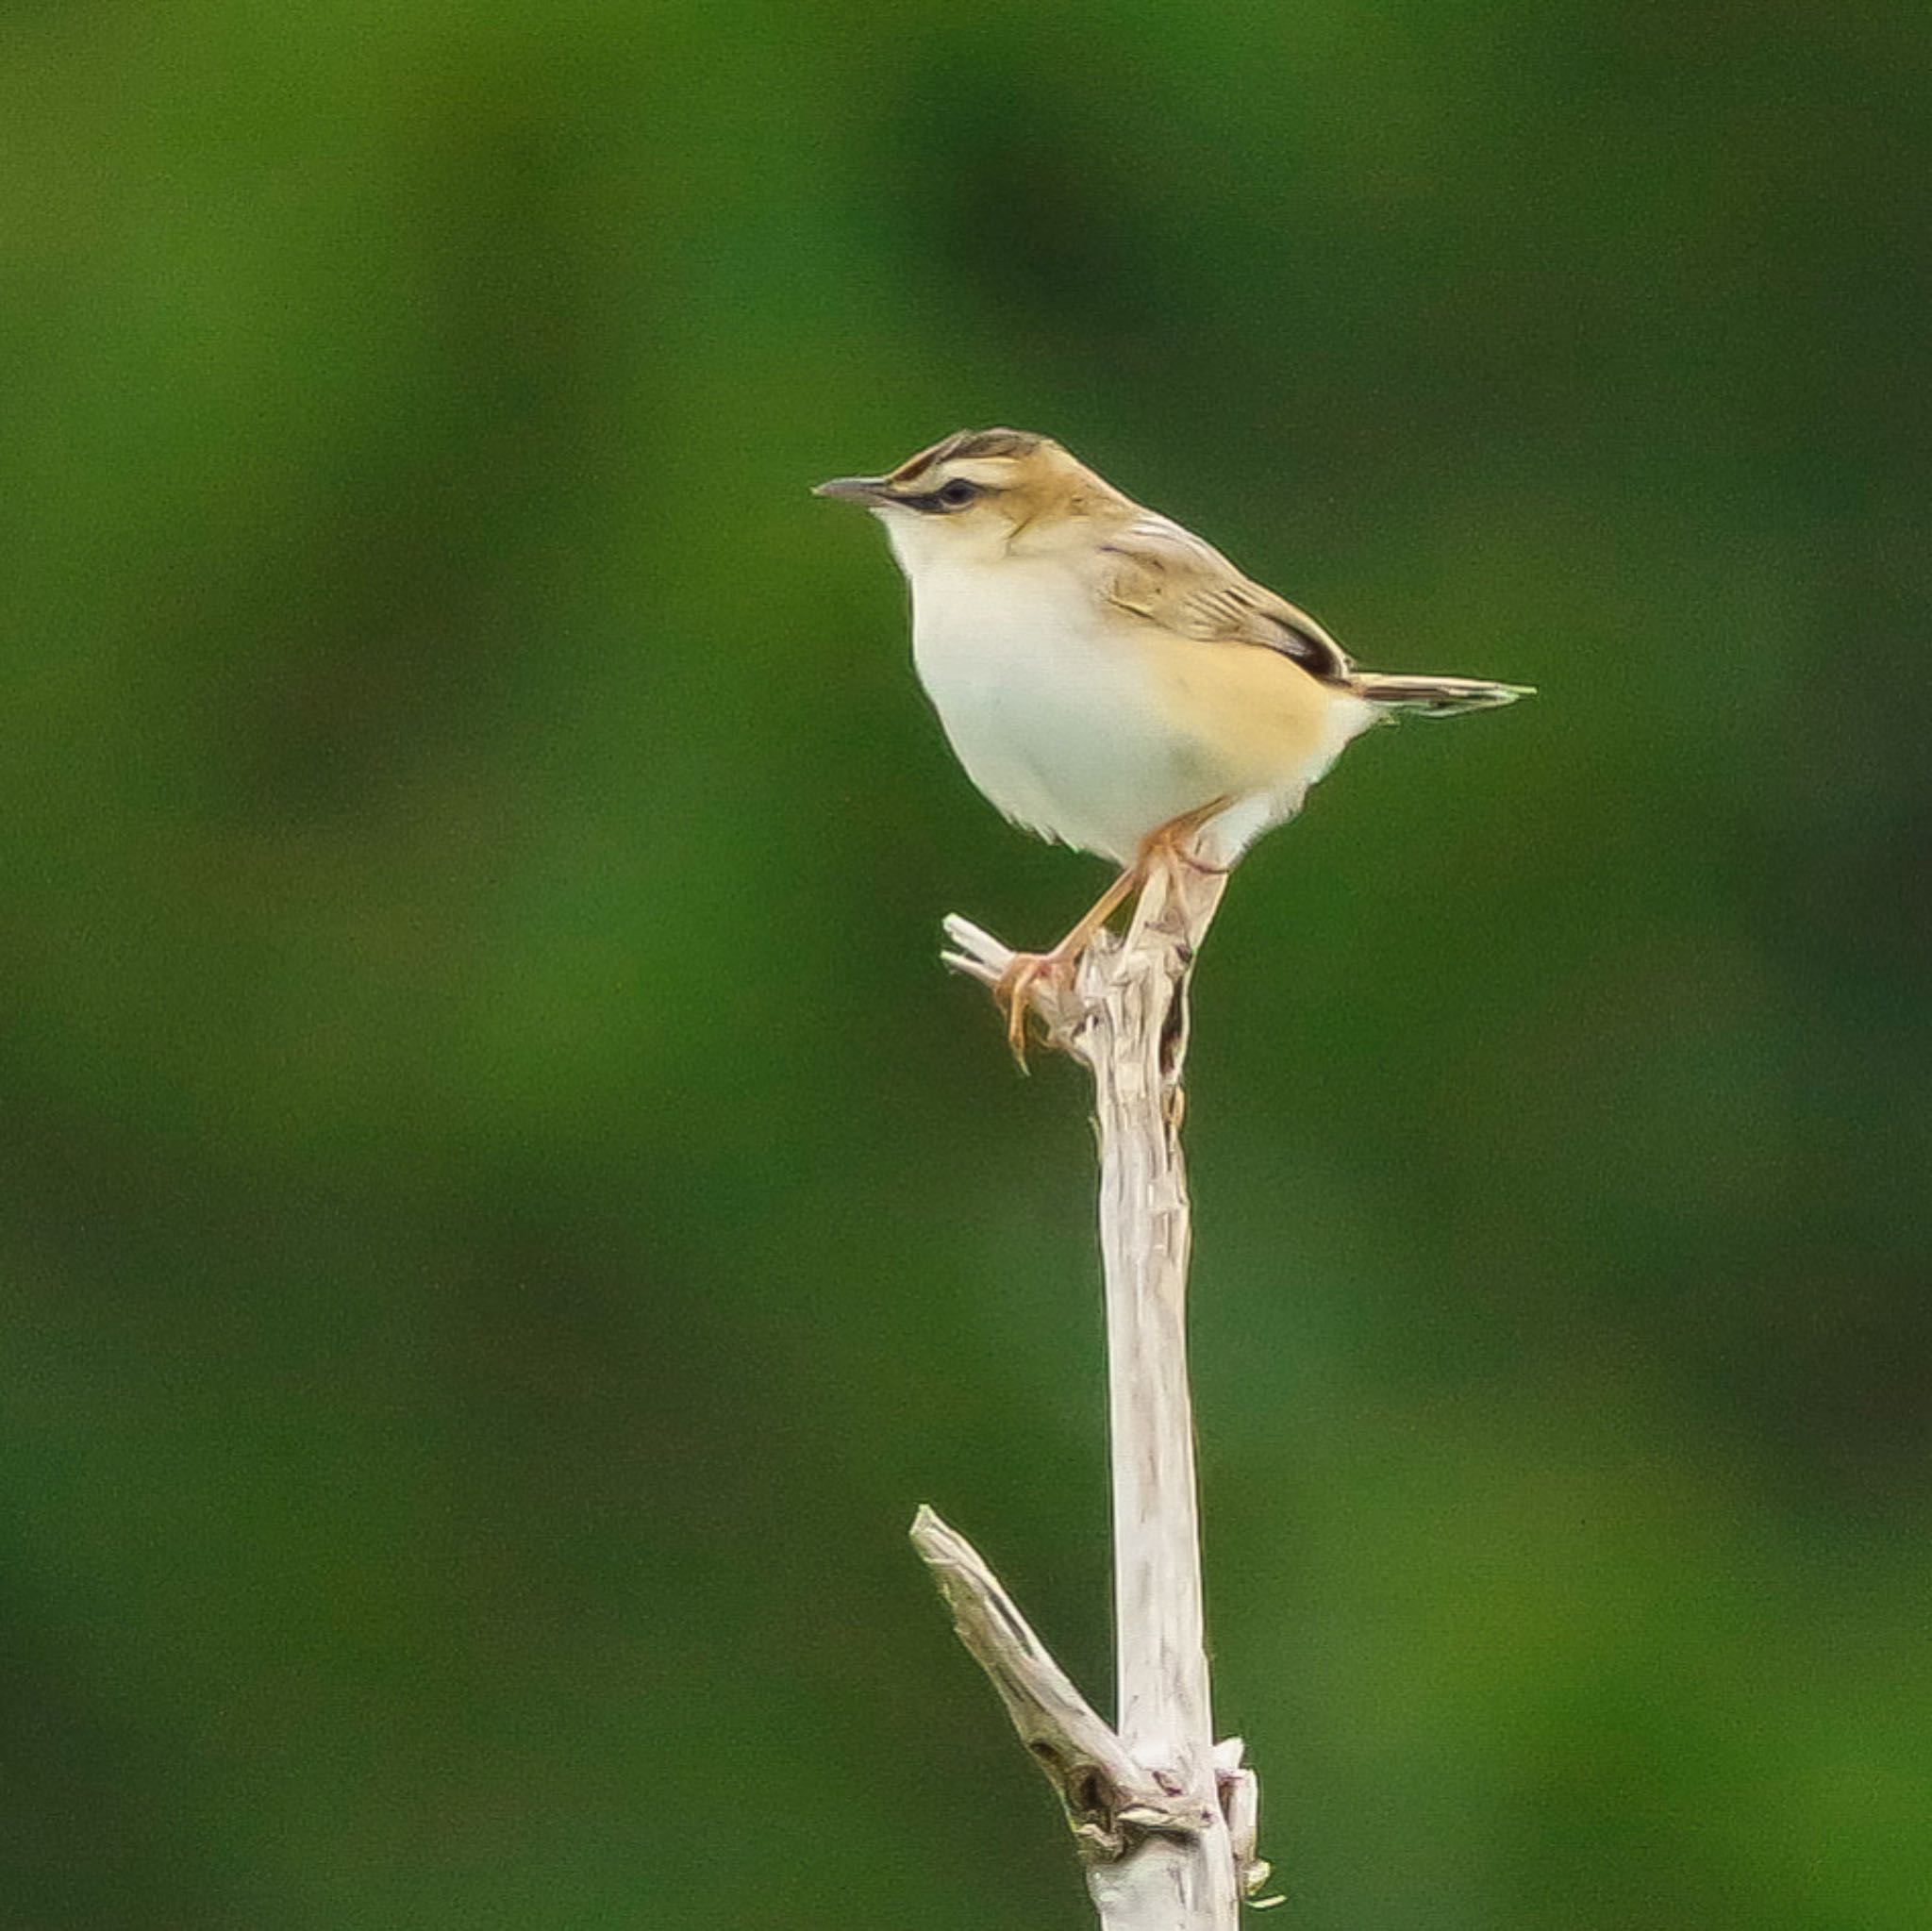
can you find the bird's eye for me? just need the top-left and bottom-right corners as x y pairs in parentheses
(936, 478), (982, 510)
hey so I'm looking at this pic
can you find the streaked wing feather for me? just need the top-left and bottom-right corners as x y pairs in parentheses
(1097, 513), (1353, 681)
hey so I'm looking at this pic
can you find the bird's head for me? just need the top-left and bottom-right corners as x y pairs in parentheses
(814, 428), (1124, 572)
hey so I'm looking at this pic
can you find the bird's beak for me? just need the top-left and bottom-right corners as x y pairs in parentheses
(812, 474), (893, 506)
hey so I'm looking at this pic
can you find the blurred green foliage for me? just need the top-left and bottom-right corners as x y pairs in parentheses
(3, 2), (1927, 1925)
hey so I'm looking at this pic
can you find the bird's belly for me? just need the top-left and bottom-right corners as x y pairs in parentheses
(912, 579), (1266, 864)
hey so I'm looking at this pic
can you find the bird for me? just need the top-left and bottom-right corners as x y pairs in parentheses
(815, 427), (1531, 1057)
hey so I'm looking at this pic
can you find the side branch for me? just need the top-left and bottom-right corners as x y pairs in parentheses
(909, 1507), (1211, 1860)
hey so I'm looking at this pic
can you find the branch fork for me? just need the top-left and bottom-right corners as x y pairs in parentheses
(908, 1507), (1210, 1859)
(910, 1507), (1278, 1908)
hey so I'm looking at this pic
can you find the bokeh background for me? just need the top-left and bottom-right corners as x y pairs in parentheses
(4, 3), (1927, 1926)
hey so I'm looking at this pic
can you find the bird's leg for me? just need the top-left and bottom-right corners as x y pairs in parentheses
(991, 861), (1143, 1068)
(1146, 795), (1236, 876)
(991, 798), (1234, 1067)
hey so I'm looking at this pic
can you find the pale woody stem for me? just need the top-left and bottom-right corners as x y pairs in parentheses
(929, 859), (1249, 1931)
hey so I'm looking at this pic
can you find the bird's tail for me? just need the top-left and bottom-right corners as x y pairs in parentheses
(1350, 674), (1535, 716)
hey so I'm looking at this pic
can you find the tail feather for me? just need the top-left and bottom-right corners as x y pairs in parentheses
(1351, 674), (1535, 716)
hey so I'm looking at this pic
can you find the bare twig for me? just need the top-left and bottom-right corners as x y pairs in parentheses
(908, 1507), (1208, 1860)
(922, 856), (1262, 1929)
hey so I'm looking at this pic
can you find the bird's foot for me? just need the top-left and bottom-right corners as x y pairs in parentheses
(991, 947), (1079, 1072)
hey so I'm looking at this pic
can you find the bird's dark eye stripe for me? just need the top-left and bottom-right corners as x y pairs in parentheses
(899, 480), (984, 514)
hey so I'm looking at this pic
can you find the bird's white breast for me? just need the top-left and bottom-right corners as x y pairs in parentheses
(905, 554), (1230, 864)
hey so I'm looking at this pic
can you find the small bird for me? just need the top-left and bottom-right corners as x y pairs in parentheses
(816, 428), (1531, 1056)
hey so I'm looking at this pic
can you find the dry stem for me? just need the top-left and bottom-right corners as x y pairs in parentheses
(922, 858), (1272, 1927)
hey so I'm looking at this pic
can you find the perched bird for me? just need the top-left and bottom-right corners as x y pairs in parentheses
(816, 428), (1530, 1055)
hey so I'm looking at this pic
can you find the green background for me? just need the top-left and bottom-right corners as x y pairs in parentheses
(4, 3), (1927, 1925)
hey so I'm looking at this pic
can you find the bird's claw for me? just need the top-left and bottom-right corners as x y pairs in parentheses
(991, 951), (1072, 1071)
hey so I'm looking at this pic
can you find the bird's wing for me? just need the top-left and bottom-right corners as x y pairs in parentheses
(1096, 511), (1354, 682)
